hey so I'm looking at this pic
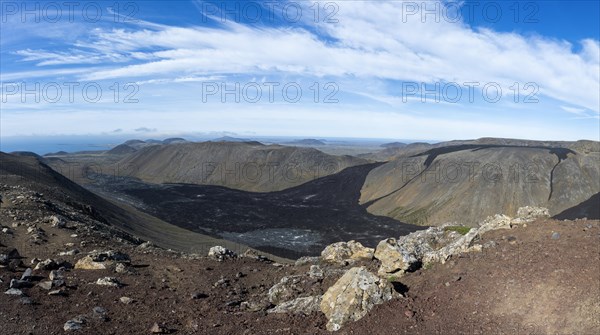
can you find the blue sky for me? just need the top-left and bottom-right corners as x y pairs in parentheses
(1, 0), (599, 144)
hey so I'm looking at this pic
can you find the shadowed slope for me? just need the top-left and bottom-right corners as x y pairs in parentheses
(553, 193), (600, 220)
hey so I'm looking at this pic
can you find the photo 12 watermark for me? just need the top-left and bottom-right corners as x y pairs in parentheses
(1, 81), (140, 104)
(398, 1), (539, 24)
(197, 1), (339, 24)
(201, 81), (339, 104)
(1, 1), (139, 23)
(394, 159), (543, 184)
(401, 81), (539, 104)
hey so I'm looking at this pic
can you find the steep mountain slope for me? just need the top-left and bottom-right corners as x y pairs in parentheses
(360, 139), (600, 226)
(116, 141), (368, 192)
(0, 152), (257, 255)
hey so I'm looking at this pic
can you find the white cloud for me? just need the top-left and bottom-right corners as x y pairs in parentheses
(560, 105), (587, 115)
(25, 1), (591, 113)
(3, 0), (599, 140)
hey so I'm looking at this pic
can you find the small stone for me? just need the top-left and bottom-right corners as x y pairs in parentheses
(404, 310), (415, 318)
(115, 263), (129, 273)
(93, 306), (108, 321)
(225, 300), (241, 307)
(50, 215), (67, 228)
(4, 288), (24, 296)
(55, 278), (67, 286)
(10, 279), (32, 289)
(207, 246), (236, 261)
(93, 306), (106, 314)
(21, 268), (33, 280)
(191, 292), (208, 300)
(308, 265), (324, 279)
(58, 249), (79, 256)
(63, 316), (86, 331)
(38, 281), (53, 290)
(48, 289), (66, 296)
(551, 232), (560, 240)
(150, 322), (167, 333)
(213, 277), (229, 288)
(8, 259), (22, 271)
(49, 269), (65, 281)
(34, 259), (58, 271)
(96, 277), (121, 287)
(445, 282), (451, 287)
(120, 296), (134, 304)
(137, 241), (153, 249)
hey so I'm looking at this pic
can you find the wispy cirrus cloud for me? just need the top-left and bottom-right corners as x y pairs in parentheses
(560, 105), (599, 119)
(14, 49), (130, 66)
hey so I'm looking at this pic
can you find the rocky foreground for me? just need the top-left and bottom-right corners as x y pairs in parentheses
(1, 181), (599, 334)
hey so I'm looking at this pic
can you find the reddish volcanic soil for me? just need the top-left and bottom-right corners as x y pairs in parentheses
(344, 218), (600, 335)
(2, 206), (598, 335)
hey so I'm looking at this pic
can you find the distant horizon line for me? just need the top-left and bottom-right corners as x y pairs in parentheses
(2, 133), (599, 143)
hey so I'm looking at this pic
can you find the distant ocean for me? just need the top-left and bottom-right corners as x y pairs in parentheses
(0, 135), (131, 155)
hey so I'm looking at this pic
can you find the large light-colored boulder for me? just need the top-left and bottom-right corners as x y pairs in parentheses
(374, 238), (417, 276)
(321, 240), (374, 263)
(268, 296), (322, 314)
(74, 250), (130, 270)
(320, 267), (396, 331)
(75, 256), (111, 270)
